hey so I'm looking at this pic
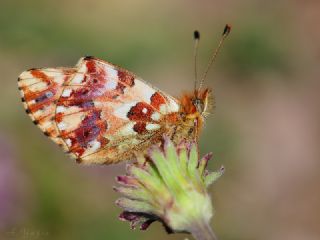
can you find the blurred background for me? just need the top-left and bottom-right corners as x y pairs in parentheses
(1, 0), (320, 239)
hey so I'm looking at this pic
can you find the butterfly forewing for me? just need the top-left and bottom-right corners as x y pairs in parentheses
(18, 57), (180, 164)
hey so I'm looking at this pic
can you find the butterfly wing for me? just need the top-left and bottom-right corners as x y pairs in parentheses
(18, 57), (180, 164)
(18, 67), (76, 151)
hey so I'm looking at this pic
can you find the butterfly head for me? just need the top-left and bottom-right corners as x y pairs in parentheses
(180, 88), (213, 116)
(175, 88), (213, 140)
(193, 88), (213, 116)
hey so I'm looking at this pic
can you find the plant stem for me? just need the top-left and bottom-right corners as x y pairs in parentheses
(189, 219), (218, 240)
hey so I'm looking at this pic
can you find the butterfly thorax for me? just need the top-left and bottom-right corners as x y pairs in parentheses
(166, 88), (213, 143)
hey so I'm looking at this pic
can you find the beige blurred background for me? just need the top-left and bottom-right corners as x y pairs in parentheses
(0, 0), (320, 239)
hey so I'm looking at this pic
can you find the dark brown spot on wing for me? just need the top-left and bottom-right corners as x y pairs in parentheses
(118, 70), (135, 86)
(127, 102), (154, 121)
(86, 60), (96, 73)
(60, 109), (109, 158)
(150, 92), (166, 110)
(73, 110), (103, 147)
(133, 122), (147, 134)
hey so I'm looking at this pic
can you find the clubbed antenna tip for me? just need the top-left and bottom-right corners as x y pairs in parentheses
(194, 30), (200, 40)
(223, 24), (232, 36)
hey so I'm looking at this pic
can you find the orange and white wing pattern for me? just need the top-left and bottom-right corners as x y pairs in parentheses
(18, 67), (76, 150)
(18, 56), (180, 164)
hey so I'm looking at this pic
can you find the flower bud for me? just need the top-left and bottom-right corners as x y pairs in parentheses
(114, 137), (224, 238)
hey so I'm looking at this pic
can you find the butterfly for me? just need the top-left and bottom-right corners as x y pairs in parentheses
(18, 25), (231, 165)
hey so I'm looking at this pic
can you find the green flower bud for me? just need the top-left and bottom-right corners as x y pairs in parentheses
(114, 137), (224, 239)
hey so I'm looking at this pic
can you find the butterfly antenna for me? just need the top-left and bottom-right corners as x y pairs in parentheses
(198, 24), (231, 91)
(193, 30), (200, 91)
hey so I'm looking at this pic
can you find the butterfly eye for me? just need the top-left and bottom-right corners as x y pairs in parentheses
(192, 98), (201, 105)
(192, 98), (204, 112)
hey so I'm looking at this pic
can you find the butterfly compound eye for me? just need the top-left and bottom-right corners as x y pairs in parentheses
(193, 98), (204, 113)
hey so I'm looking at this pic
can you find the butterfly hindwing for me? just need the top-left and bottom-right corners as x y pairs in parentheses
(19, 57), (180, 164)
(18, 67), (76, 151)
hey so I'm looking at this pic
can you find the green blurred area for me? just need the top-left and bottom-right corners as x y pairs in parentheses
(1, 0), (320, 240)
